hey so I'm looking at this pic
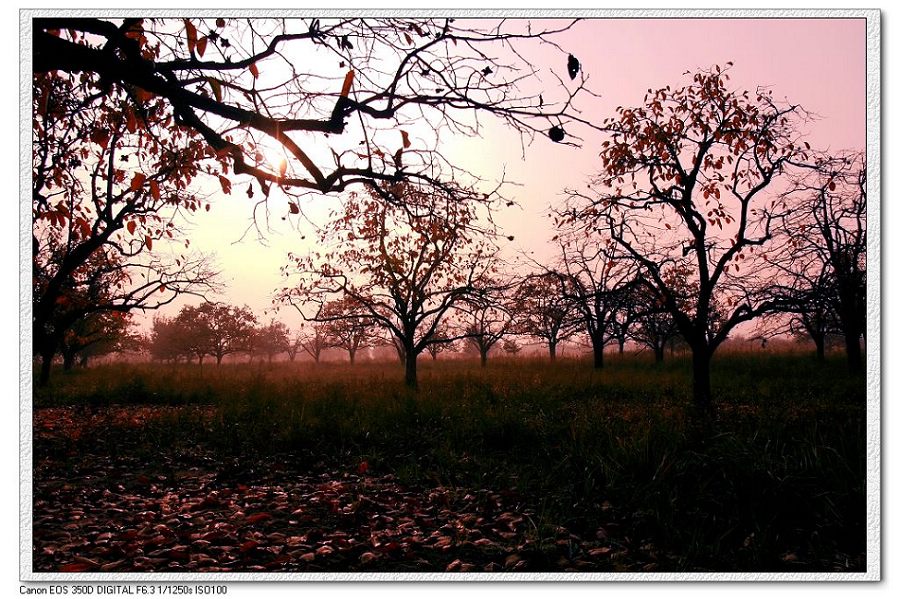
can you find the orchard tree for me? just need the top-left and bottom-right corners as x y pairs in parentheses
(513, 273), (578, 362)
(34, 18), (597, 212)
(33, 58), (219, 384)
(280, 184), (497, 387)
(319, 298), (379, 365)
(255, 319), (292, 363)
(424, 323), (459, 362)
(295, 323), (333, 364)
(149, 315), (188, 362)
(59, 311), (135, 370)
(200, 303), (257, 365)
(502, 337), (523, 356)
(770, 152), (866, 371)
(565, 65), (810, 410)
(549, 235), (639, 368)
(458, 283), (515, 367)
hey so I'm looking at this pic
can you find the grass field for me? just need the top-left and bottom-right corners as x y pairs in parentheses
(31, 352), (867, 573)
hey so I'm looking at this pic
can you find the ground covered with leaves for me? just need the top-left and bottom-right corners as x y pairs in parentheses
(34, 407), (653, 573)
(32, 356), (867, 573)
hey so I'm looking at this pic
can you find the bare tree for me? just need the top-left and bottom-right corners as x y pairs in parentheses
(424, 323), (459, 362)
(295, 323), (334, 364)
(564, 64), (810, 410)
(770, 152), (866, 371)
(549, 235), (639, 368)
(458, 283), (515, 367)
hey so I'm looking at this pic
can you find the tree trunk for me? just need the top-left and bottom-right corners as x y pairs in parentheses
(549, 341), (557, 363)
(617, 336), (625, 354)
(691, 345), (712, 412)
(813, 334), (825, 362)
(480, 349), (488, 368)
(349, 349), (356, 365)
(63, 351), (76, 371)
(844, 326), (863, 373)
(654, 343), (664, 363)
(404, 351), (418, 388)
(591, 335), (604, 369)
(79, 355), (89, 368)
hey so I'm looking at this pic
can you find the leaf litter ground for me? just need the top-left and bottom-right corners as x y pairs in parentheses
(33, 406), (649, 573)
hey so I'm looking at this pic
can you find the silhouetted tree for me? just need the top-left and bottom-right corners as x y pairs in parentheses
(564, 64), (810, 410)
(771, 152), (866, 371)
(34, 18), (596, 210)
(280, 184), (497, 387)
(513, 273), (578, 362)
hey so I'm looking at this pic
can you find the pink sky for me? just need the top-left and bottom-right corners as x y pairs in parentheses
(146, 17), (868, 333)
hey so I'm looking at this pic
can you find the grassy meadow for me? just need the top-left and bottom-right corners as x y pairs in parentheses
(32, 352), (867, 573)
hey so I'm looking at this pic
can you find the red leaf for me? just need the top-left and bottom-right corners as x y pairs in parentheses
(183, 19), (198, 55)
(288, 202), (299, 215)
(246, 512), (272, 525)
(196, 36), (208, 58)
(357, 460), (369, 474)
(91, 129), (110, 149)
(134, 87), (154, 103)
(149, 180), (161, 200)
(400, 130), (411, 149)
(240, 540), (259, 552)
(145, 236), (153, 251)
(130, 172), (146, 191)
(218, 175), (232, 194)
(127, 221), (137, 235)
(249, 62), (259, 79)
(216, 18), (226, 28)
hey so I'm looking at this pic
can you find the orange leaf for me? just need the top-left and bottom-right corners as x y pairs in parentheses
(130, 173), (146, 191)
(340, 70), (355, 98)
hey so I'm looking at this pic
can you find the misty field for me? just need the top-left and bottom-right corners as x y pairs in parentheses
(31, 352), (866, 573)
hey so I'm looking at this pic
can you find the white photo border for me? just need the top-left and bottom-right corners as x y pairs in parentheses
(19, 7), (882, 582)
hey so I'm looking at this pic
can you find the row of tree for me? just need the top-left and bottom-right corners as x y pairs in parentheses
(273, 69), (867, 407)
